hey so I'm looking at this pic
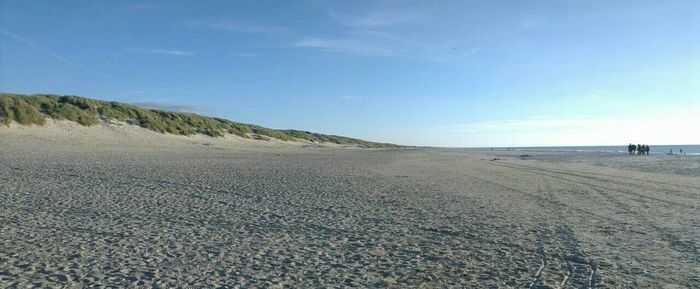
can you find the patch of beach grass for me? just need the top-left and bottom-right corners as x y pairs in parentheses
(0, 93), (400, 148)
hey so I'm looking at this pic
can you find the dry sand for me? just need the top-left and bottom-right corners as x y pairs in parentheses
(1, 122), (698, 288)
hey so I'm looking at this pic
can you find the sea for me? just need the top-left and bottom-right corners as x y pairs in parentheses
(485, 145), (700, 155)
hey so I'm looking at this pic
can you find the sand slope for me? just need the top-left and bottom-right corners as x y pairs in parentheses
(1, 124), (698, 288)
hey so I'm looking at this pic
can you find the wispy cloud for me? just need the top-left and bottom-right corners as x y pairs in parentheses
(149, 49), (194, 56)
(127, 48), (195, 56)
(299, 8), (423, 57)
(330, 10), (416, 28)
(339, 95), (362, 100)
(517, 15), (549, 31)
(459, 117), (594, 132)
(116, 3), (164, 12)
(231, 52), (261, 57)
(451, 108), (700, 146)
(188, 18), (284, 34)
(0, 29), (108, 78)
(294, 37), (393, 57)
(133, 102), (212, 114)
(294, 30), (469, 61)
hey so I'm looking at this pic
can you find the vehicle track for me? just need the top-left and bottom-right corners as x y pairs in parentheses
(487, 161), (696, 209)
(478, 159), (698, 287)
(492, 161), (699, 197)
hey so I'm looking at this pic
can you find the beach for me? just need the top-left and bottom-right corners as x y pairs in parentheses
(489, 150), (700, 177)
(1, 122), (698, 288)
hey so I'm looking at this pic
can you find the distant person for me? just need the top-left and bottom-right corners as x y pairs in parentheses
(628, 143), (635, 155)
(645, 145), (650, 155)
(637, 144), (642, 155)
(680, 148), (683, 154)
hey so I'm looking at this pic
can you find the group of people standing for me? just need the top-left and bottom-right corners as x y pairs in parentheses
(628, 143), (650, 155)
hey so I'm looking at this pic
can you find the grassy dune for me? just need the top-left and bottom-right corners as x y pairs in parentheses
(0, 93), (400, 148)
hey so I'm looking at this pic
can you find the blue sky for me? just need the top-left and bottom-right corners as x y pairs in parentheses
(1, 0), (698, 146)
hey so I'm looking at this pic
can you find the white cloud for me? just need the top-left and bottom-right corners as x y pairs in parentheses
(339, 95), (362, 100)
(294, 37), (393, 57)
(294, 30), (471, 61)
(453, 108), (700, 146)
(0, 30), (108, 78)
(188, 18), (284, 34)
(231, 52), (261, 57)
(116, 3), (164, 12)
(460, 118), (594, 132)
(128, 48), (195, 56)
(330, 11), (415, 28)
(149, 49), (194, 56)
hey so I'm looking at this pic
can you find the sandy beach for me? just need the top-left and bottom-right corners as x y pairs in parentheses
(1, 122), (698, 288)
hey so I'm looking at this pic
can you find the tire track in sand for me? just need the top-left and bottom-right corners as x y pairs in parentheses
(527, 174), (598, 289)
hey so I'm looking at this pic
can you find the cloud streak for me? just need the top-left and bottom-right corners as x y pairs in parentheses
(293, 9), (425, 58)
(148, 49), (194, 56)
(294, 37), (393, 57)
(330, 11), (416, 28)
(127, 48), (195, 56)
(188, 18), (284, 34)
(459, 117), (595, 132)
(293, 30), (471, 61)
(453, 109), (700, 146)
(0, 29), (108, 78)
(339, 95), (362, 100)
(231, 52), (261, 57)
(116, 3), (165, 12)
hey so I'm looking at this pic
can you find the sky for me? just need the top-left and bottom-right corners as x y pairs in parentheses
(1, 0), (698, 147)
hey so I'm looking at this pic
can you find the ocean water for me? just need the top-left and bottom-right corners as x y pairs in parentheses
(487, 145), (700, 155)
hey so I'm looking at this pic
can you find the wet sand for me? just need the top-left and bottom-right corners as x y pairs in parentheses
(1, 123), (698, 288)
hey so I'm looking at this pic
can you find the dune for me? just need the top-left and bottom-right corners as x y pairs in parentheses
(0, 93), (400, 149)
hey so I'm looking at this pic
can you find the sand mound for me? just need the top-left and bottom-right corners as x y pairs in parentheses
(0, 120), (350, 153)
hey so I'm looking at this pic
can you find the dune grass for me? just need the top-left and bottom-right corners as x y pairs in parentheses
(0, 93), (400, 148)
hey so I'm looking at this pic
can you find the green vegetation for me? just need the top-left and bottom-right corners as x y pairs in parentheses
(0, 93), (401, 148)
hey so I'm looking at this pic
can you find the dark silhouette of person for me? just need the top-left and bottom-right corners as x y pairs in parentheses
(646, 145), (650, 155)
(637, 144), (642, 155)
(628, 143), (634, 155)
